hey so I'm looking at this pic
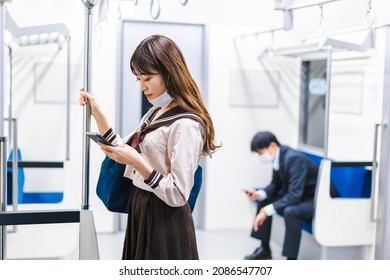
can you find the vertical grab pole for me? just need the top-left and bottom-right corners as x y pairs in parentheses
(66, 36), (71, 161)
(11, 119), (17, 211)
(371, 123), (387, 222)
(81, 1), (95, 211)
(79, 0), (100, 260)
(0, 137), (7, 260)
(323, 47), (332, 160)
(371, 123), (380, 222)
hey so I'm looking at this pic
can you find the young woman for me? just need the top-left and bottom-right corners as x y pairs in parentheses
(80, 34), (220, 260)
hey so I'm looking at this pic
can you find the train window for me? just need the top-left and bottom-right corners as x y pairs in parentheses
(299, 59), (327, 149)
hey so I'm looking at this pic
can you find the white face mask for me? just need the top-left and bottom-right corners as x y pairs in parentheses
(149, 91), (174, 107)
(260, 151), (274, 163)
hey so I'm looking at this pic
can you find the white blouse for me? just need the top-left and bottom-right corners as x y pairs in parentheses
(110, 107), (207, 207)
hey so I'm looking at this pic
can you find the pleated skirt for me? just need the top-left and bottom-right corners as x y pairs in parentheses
(122, 187), (199, 260)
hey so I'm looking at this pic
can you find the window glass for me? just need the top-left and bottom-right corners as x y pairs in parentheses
(299, 59), (327, 149)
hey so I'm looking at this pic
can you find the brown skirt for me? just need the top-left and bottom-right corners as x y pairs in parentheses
(122, 187), (199, 260)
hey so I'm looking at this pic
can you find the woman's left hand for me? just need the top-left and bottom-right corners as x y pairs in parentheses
(98, 143), (153, 178)
(98, 143), (138, 165)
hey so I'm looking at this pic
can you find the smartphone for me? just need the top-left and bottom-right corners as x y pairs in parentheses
(86, 132), (116, 147)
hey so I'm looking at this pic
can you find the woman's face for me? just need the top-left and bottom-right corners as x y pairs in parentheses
(136, 73), (167, 101)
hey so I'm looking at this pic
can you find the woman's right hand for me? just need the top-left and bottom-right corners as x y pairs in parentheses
(79, 88), (102, 118)
(79, 87), (111, 136)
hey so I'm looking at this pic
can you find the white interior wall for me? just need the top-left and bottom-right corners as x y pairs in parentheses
(5, 0), (390, 234)
(204, 25), (301, 229)
(328, 38), (386, 161)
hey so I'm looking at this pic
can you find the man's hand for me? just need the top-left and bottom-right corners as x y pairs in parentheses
(243, 188), (261, 201)
(253, 208), (268, 231)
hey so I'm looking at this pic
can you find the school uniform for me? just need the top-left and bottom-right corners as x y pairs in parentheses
(108, 105), (207, 260)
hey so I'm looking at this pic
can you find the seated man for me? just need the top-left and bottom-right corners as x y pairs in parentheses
(244, 131), (318, 260)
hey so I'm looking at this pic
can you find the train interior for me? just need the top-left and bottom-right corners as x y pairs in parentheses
(0, 0), (390, 261)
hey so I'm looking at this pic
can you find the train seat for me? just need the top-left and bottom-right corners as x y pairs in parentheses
(313, 159), (375, 247)
(267, 150), (375, 258)
(6, 160), (79, 259)
(297, 151), (372, 236)
(264, 151), (375, 259)
(7, 149), (65, 204)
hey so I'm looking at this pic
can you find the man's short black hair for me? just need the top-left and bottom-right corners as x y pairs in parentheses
(250, 131), (280, 152)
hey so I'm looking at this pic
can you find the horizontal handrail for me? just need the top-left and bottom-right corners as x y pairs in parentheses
(0, 210), (80, 226)
(6, 161), (64, 168)
(275, 0), (340, 11)
(331, 161), (372, 167)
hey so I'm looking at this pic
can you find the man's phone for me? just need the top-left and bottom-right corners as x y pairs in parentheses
(86, 132), (116, 147)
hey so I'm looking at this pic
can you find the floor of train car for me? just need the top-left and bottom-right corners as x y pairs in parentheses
(66, 229), (284, 260)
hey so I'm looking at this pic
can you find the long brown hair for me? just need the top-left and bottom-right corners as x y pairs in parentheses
(130, 34), (221, 153)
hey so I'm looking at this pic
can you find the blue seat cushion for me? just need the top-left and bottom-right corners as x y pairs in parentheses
(21, 192), (64, 204)
(301, 151), (371, 198)
(330, 166), (371, 198)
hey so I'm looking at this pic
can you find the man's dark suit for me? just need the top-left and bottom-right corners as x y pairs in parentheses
(251, 145), (319, 258)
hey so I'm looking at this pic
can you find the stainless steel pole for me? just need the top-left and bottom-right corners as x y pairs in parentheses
(79, 1), (100, 260)
(371, 123), (387, 223)
(66, 36), (71, 161)
(323, 47), (332, 160)
(11, 119), (17, 211)
(7, 46), (11, 152)
(81, 1), (97, 210)
(0, 137), (7, 260)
